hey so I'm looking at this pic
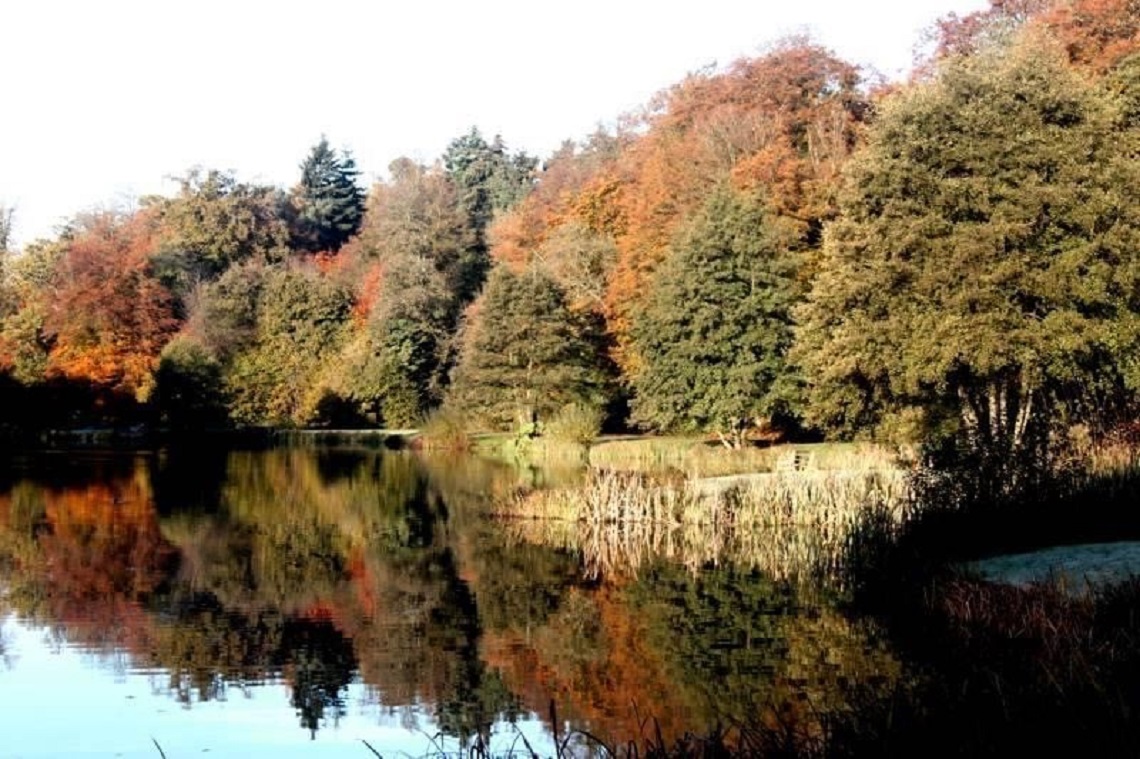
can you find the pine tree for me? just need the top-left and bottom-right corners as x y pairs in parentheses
(291, 137), (366, 254)
(449, 267), (611, 430)
(631, 188), (801, 447)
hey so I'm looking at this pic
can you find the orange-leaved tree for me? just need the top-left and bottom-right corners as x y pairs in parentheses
(45, 211), (179, 402)
(604, 39), (865, 370)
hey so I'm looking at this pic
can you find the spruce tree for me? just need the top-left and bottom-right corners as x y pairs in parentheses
(631, 187), (800, 447)
(449, 267), (611, 430)
(291, 137), (366, 253)
(442, 128), (537, 302)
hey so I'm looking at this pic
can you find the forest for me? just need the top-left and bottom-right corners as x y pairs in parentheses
(2, 0), (1140, 473)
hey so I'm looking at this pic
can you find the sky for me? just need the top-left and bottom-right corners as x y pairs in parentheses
(1, 0), (989, 247)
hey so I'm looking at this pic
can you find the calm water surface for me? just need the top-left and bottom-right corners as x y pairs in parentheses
(0, 446), (902, 756)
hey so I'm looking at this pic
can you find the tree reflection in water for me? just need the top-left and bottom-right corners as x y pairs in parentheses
(0, 446), (903, 750)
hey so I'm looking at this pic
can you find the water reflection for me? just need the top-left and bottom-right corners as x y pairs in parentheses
(0, 447), (903, 753)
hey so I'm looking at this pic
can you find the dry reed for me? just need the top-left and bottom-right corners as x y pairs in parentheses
(501, 468), (913, 584)
(586, 438), (901, 478)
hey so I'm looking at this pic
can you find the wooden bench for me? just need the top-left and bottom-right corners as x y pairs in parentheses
(776, 449), (815, 472)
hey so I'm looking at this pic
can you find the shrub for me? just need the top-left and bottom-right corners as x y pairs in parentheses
(415, 408), (470, 451)
(544, 403), (604, 446)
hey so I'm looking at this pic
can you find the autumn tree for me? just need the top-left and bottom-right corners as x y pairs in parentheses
(225, 266), (352, 426)
(795, 42), (1140, 486)
(925, 0), (1053, 63)
(146, 169), (290, 297)
(0, 239), (61, 385)
(603, 40), (865, 369)
(489, 132), (626, 273)
(532, 221), (618, 312)
(926, 0), (1140, 73)
(291, 137), (366, 254)
(154, 336), (226, 430)
(184, 261), (266, 362)
(352, 158), (476, 309)
(44, 212), (179, 402)
(1045, 0), (1140, 71)
(328, 159), (484, 425)
(448, 267), (612, 430)
(631, 188), (801, 446)
(334, 256), (454, 426)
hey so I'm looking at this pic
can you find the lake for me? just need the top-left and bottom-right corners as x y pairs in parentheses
(0, 445), (904, 756)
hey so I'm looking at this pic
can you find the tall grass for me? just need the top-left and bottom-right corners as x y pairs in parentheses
(500, 469), (912, 583)
(543, 403), (604, 446)
(586, 438), (774, 476)
(414, 408), (471, 451)
(586, 438), (900, 478)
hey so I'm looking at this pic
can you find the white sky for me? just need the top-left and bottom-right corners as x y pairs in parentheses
(1, 0), (988, 247)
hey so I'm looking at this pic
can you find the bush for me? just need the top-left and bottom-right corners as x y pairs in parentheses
(155, 337), (227, 430)
(544, 403), (603, 446)
(415, 408), (470, 451)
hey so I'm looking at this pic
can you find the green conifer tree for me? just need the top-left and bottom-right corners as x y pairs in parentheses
(449, 267), (611, 430)
(291, 137), (366, 253)
(631, 187), (801, 447)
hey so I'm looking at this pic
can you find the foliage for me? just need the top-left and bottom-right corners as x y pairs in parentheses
(352, 158), (476, 301)
(0, 204), (12, 254)
(448, 267), (613, 430)
(0, 302), (49, 385)
(290, 136), (366, 254)
(43, 212), (179, 401)
(543, 402), (604, 446)
(1047, 0), (1140, 71)
(926, 1), (1140, 76)
(795, 42), (1140, 481)
(603, 39), (866, 368)
(154, 336), (226, 430)
(9, 23), (1140, 447)
(336, 261), (451, 428)
(333, 162), (476, 425)
(224, 266), (352, 426)
(631, 188), (801, 446)
(146, 169), (290, 297)
(530, 221), (617, 312)
(443, 128), (538, 303)
(184, 261), (266, 361)
(488, 133), (626, 273)
(443, 127), (537, 235)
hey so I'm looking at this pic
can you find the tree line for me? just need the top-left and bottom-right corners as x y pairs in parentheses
(2, 0), (1139, 468)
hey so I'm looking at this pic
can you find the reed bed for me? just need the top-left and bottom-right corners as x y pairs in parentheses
(586, 438), (901, 478)
(501, 469), (914, 583)
(586, 438), (774, 477)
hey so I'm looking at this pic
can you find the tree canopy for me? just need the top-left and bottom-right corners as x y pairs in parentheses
(449, 267), (613, 430)
(4, 5), (1140, 453)
(795, 42), (1140, 460)
(291, 137), (367, 254)
(632, 188), (801, 446)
